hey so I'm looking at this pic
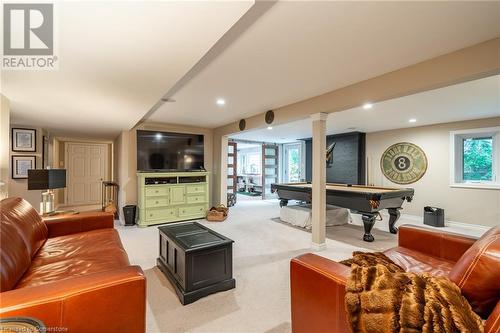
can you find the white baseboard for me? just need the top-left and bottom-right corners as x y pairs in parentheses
(444, 220), (490, 232)
(311, 242), (327, 251)
(348, 211), (489, 237)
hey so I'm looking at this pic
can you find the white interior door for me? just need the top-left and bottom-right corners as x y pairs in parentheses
(66, 143), (109, 205)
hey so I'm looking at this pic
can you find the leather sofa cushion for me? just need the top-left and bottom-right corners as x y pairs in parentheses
(0, 217), (31, 292)
(15, 228), (130, 289)
(449, 225), (500, 319)
(1, 198), (48, 258)
(384, 246), (454, 276)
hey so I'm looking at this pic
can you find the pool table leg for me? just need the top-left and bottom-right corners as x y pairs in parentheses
(362, 214), (376, 242)
(388, 208), (401, 234)
(279, 199), (289, 207)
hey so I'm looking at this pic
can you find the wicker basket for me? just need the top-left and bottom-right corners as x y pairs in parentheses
(206, 204), (229, 222)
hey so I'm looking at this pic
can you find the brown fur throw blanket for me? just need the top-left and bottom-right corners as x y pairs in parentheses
(341, 252), (483, 333)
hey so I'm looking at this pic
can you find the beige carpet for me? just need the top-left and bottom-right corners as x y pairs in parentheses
(116, 199), (396, 333)
(271, 217), (397, 252)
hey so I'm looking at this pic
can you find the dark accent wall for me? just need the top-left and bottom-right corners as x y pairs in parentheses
(303, 132), (365, 184)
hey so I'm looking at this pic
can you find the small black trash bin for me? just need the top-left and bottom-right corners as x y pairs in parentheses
(423, 206), (444, 227)
(123, 205), (137, 226)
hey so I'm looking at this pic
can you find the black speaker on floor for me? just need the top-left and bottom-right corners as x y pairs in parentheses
(423, 206), (444, 227)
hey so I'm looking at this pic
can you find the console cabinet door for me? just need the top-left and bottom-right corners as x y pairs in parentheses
(170, 186), (186, 205)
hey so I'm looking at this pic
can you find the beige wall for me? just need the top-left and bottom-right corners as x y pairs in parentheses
(115, 122), (214, 221)
(8, 125), (45, 209)
(0, 95), (10, 199)
(366, 117), (500, 227)
(115, 130), (129, 220)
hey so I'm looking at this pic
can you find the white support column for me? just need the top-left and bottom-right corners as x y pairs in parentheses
(311, 112), (328, 250)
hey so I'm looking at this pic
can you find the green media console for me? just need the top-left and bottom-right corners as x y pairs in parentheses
(137, 171), (210, 227)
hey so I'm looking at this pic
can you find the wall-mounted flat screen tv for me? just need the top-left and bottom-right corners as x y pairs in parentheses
(137, 130), (204, 172)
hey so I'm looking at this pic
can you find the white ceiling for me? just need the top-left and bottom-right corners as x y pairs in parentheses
(3, 1), (500, 140)
(2, 1), (254, 138)
(149, 1), (500, 128)
(231, 75), (500, 143)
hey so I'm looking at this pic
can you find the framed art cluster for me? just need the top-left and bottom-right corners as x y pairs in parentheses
(11, 128), (37, 179)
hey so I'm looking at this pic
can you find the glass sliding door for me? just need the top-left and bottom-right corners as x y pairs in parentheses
(262, 144), (279, 199)
(227, 141), (237, 195)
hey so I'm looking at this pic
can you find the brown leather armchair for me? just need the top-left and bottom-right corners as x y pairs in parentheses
(0, 197), (146, 333)
(291, 224), (500, 333)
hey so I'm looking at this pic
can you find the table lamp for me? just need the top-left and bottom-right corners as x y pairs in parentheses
(28, 169), (66, 214)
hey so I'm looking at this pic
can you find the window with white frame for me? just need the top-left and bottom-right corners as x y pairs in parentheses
(450, 127), (500, 187)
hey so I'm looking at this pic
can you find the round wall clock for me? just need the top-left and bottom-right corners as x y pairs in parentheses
(239, 119), (246, 131)
(380, 142), (427, 185)
(265, 110), (274, 124)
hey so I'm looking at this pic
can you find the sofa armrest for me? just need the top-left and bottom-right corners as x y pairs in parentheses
(398, 224), (477, 262)
(485, 300), (500, 333)
(43, 211), (114, 238)
(0, 266), (145, 333)
(290, 253), (351, 333)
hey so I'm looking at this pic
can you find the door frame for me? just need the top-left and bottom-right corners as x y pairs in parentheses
(282, 141), (306, 183)
(262, 143), (279, 200)
(64, 141), (111, 206)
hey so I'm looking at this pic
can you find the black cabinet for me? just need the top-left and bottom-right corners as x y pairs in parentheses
(157, 222), (235, 305)
(179, 175), (206, 183)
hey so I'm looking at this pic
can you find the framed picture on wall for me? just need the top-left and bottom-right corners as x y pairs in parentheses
(12, 156), (36, 179)
(12, 128), (36, 152)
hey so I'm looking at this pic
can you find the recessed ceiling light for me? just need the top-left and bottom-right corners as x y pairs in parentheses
(155, 133), (162, 140)
(267, 126), (273, 130)
(216, 98), (226, 106)
(409, 118), (417, 123)
(362, 103), (373, 110)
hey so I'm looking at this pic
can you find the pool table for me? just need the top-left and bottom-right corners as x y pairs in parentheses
(270, 182), (414, 242)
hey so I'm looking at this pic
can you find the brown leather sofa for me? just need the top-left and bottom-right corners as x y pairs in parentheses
(291, 224), (500, 333)
(0, 197), (146, 333)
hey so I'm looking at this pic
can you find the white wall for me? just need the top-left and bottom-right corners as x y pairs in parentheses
(8, 125), (45, 209)
(237, 146), (262, 174)
(0, 95), (10, 199)
(366, 117), (500, 227)
(114, 130), (129, 221)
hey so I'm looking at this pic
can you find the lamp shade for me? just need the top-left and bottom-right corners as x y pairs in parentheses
(28, 169), (66, 190)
